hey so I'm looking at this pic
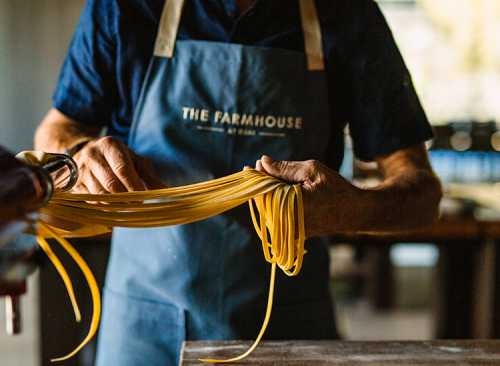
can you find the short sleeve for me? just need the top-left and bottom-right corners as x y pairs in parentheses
(52, 0), (116, 127)
(346, 0), (433, 161)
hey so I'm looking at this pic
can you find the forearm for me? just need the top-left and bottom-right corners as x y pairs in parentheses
(309, 170), (441, 236)
(350, 170), (441, 232)
(34, 109), (100, 153)
(259, 147), (442, 237)
(35, 109), (164, 193)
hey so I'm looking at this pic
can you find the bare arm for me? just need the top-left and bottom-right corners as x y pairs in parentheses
(35, 109), (101, 153)
(257, 144), (442, 237)
(35, 108), (164, 193)
(367, 144), (442, 230)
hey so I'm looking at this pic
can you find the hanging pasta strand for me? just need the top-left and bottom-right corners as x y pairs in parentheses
(38, 222), (101, 362)
(198, 263), (278, 364)
(35, 168), (306, 363)
(36, 236), (81, 322)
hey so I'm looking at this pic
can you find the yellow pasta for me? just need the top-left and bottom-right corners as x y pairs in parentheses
(38, 223), (101, 362)
(36, 236), (81, 323)
(36, 168), (306, 363)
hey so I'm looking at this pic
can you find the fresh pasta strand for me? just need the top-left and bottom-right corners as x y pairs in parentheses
(36, 236), (82, 322)
(35, 168), (306, 363)
(38, 222), (101, 362)
(198, 262), (277, 364)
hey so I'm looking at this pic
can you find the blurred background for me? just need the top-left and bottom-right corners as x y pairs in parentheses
(1, 0), (500, 365)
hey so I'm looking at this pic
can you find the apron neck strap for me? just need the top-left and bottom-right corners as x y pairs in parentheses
(298, 0), (325, 71)
(154, 0), (325, 71)
(154, 0), (186, 58)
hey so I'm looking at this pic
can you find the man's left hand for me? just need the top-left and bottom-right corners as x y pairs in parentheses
(255, 146), (442, 237)
(255, 155), (360, 238)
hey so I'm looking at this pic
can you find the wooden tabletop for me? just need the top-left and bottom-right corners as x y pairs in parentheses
(330, 218), (500, 243)
(181, 340), (500, 365)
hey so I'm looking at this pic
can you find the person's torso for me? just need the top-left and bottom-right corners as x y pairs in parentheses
(106, 0), (341, 339)
(105, 0), (363, 170)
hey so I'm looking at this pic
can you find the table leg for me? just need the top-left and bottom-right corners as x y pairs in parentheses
(366, 243), (395, 311)
(493, 241), (500, 338)
(434, 240), (480, 339)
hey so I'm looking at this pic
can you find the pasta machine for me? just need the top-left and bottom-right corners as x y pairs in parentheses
(0, 147), (77, 335)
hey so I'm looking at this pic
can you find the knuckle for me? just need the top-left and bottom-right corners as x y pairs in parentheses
(98, 136), (123, 152)
(82, 145), (99, 160)
(99, 136), (115, 146)
(73, 183), (88, 194)
(76, 166), (88, 180)
(89, 147), (101, 158)
(277, 160), (289, 170)
(317, 172), (327, 184)
(75, 158), (86, 170)
(307, 159), (320, 170)
(113, 162), (131, 177)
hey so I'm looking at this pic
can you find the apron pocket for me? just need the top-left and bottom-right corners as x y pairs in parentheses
(96, 288), (185, 366)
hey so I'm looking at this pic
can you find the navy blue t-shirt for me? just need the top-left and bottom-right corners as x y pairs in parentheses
(53, 0), (433, 164)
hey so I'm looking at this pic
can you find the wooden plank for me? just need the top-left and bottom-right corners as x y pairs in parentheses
(181, 340), (500, 365)
(330, 219), (500, 243)
(330, 220), (480, 242)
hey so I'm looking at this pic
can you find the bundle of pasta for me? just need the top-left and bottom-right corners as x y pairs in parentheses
(36, 168), (305, 363)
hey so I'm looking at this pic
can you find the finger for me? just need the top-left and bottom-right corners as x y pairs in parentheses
(133, 155), (166, 190)
(86, 170), (108, 195)
(51, 165), (71, 190)
(256, 160), (264, 172)
(104, 143), (146, 191)
(72, 181), (89, 194)
(260, 155), (308, 183)
(87, 152), (127, 193)
(72, 169), (103, 204)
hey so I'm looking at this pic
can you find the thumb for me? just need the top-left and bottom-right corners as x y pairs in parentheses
(260, 155), (308, 183)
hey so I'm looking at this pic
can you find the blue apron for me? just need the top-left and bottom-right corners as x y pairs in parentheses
(96, 1), (337, 365)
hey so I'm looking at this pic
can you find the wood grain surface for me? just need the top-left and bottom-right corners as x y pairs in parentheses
(330, 219), (500, 243)
(181, 340), (500, 365)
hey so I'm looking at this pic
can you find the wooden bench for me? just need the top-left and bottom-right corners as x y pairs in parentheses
(181, 340), (500, 365)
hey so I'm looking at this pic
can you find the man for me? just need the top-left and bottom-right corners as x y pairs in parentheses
(35, 0), (442, 365)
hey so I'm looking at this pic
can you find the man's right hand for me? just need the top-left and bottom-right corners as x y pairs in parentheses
(72, 136), (165, 194)
(35, 109), (165, 195)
